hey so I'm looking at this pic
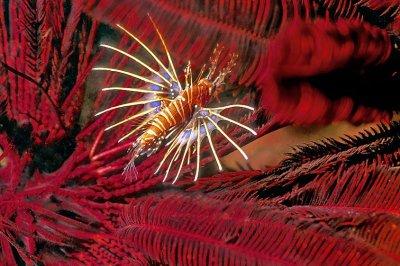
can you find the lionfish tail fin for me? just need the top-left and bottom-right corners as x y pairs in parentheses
(123, 141), (142, 181)
(123, 156), (139, 181)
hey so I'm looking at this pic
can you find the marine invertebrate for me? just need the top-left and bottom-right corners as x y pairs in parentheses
(0, 0), (399, 265)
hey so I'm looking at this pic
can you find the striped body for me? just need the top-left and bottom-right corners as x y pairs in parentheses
(140, 79), (212, 148)
(95, 19), (256, 182)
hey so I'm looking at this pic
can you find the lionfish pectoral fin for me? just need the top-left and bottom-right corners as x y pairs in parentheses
(153, 120), (196, 181)
(96, 17), (184, 124)
(118, 116), (154, 143)
(154, 108), (221, 182)
(147, 14), (182, 92)
(116, 23), (176, 84)
(193, 105), (257, 177)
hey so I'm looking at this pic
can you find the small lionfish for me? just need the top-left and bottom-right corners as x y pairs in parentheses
(94, 17), (256, 183)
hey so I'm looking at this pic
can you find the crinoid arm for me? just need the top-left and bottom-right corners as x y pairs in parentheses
(154, 105), (256, 183)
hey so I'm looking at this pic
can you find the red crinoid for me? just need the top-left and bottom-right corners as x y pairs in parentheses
(0, 0), (400, 265)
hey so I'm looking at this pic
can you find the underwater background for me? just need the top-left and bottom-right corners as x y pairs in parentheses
(1, 0), (400, 265)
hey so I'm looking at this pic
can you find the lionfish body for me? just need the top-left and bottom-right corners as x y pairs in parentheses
(138, 79), (213, 151)
(95, 17), (256, 183)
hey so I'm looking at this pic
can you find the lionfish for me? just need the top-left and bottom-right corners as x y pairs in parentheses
(94, 17), (256, 183)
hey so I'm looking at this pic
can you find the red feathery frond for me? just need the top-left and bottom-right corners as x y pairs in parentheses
(80, 0), (310, 89)
(0, 0), (98, 144)
(0, 1), (108, 263)
(0, 0), (399, 264)
(261, 18), (395, 124)
(119, 190), (399, 265)
(79, 0), (315, 87)
(183, 122), (400, 204)
(0, 133), (103, 263)
(322, 0), (400, 18)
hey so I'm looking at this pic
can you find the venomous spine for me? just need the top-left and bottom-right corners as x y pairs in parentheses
(94, 17), (256, 183)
